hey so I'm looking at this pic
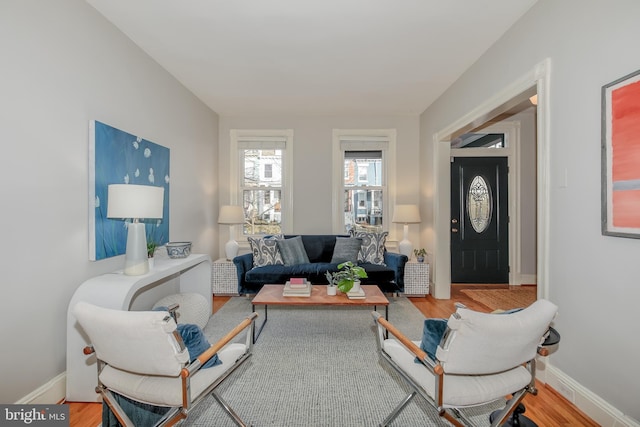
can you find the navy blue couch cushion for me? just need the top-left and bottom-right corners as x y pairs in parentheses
(246, 262), (338, 285)
(289, 235), (348, 262)
(244, 261), (395, 288)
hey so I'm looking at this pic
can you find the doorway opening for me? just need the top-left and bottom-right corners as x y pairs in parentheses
(432, 59), (550, 300)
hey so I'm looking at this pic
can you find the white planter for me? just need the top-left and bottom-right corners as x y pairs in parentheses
(148, 257), (154, 269)
(351, 280), (361, 293)
(327, 285), (337, 296)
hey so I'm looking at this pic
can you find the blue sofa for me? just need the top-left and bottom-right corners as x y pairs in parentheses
(232, 234), (408, 294)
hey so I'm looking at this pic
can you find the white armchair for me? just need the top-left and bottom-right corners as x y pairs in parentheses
(74, 301), (257, 426)
(372, 299), (558, 427)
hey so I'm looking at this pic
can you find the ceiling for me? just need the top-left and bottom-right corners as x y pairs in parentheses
(86, 0), (537, 116)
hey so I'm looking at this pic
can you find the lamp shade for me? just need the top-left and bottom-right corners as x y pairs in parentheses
(106, 184), (164, 276)
(392, 204), (421, 224)
(107, 184), (164, 219)
(218, 205), (245, 224)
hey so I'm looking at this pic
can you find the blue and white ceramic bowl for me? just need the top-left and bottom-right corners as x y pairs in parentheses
(165, 242), (192, 258)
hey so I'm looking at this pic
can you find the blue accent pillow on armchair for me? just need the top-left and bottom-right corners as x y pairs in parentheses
(177, 324), (221, 368)
(415, 318), (448, 363)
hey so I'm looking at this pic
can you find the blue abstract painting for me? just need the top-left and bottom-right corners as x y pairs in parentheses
(89, 120), (170, 260)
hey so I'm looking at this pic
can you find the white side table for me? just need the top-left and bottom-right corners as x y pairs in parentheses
(212, 258), (239, 295)
(404, 261), (429, 296)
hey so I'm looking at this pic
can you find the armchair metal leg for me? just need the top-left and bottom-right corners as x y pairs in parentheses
(380, 391), (417, 426)
(101, 389), (135, 427)
(211, 390), (250, 427)
(488, 391), (535, 427)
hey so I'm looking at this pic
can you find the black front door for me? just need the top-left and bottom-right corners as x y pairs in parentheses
(451, 157), (509, 283)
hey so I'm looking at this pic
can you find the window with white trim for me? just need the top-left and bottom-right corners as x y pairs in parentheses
(230, 130), (293, 236)
(332, 130), (396, 234)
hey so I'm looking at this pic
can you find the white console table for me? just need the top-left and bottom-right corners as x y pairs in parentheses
(66, 254), (212, 402)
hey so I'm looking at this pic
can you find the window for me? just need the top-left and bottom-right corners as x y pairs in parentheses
(345, 150), (383, 231)
(451, 133), (505, 148)
(468, 175), (492, 233)
(358, 163), (368, 182)
(332, 130), (396, 234)
(230, 130), (293, 236)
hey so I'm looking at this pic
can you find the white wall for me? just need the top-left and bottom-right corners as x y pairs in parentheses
(217, 115), (421, 253)
(516, 110), (537, 278)
(0, 0), (218, 403)
(420, 0), (640, 423)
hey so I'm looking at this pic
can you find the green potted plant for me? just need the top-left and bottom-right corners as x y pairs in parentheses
(147, 240), (159, 267)
(326, 261), (368, 294)
(324, 271), (339, 295)
(413, 248), (426, 263)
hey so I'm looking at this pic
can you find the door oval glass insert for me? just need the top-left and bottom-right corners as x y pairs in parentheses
(467, 175), (492, 233)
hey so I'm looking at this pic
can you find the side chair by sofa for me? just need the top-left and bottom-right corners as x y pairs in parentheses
(74, 301), (257, 427)
(372, 299), (558, 427)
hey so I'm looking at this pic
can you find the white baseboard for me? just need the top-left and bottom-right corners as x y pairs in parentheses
(519, 273), (536, 285)
(16, 373), (66, 404)
(546, 365), (639, 427)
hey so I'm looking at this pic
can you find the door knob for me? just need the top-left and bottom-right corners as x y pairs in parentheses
(451, 228), (458, 233)
(451, 219), (458, 224)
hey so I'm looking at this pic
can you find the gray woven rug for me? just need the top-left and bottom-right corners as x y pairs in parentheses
(186, 296), (501, 426)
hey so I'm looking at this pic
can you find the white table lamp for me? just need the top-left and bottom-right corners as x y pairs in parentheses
(392, 204), (421, 257)
(218, 205), (245, 260)
(107, 184), (164, 276)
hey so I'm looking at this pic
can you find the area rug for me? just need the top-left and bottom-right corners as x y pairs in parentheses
(461, 287), (536, 311)
(185, 296), (502, 426)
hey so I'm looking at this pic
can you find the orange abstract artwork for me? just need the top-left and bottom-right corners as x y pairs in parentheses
(611, 79), (640, 228)
(603, 69), (640, 237)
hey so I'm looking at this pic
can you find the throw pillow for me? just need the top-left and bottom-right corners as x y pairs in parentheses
(277, 236), (310, 266)
(176, 324), (221, 368)
(248, 235), (284, 267)
(349, 231), (388, 265)
(415, 318), (448, 363)
(330, 237), (362, 263)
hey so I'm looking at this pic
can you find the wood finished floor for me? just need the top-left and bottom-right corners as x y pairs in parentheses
(65, 285), (598, 427)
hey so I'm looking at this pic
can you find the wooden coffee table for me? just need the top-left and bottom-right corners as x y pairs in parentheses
(251, 284), (389, 342)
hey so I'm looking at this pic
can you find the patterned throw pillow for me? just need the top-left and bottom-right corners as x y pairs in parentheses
(248, 235), (284, 267)
(349, 231), (388, 265)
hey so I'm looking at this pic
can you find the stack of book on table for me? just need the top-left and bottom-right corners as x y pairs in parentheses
(283, 278), (311, 297)
(347, 288), (366, 299)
